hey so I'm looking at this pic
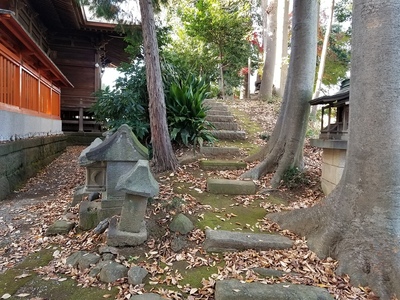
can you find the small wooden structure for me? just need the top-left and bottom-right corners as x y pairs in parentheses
(309, 79), (349, 195)
(309, 79), (350, 141)
(0, 0), (133, 140)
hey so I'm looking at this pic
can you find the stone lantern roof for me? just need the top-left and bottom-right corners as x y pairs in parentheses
(85, 124), (149, 162)
(116, 160), (159, 198)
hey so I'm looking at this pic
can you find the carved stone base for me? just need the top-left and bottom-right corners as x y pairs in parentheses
(106, 216), (147, 247)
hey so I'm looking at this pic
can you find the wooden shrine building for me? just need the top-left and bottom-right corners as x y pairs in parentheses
(0, 0), (131, 140)
(309, 79), (350, 195)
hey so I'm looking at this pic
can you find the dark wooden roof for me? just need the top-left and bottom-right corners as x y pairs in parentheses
(310, 79), (350, 106)
(0, 9), (73, 87)
(28, 0), (133, 66)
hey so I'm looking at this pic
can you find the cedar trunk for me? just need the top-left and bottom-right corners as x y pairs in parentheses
(269, 1), (400, 297)
(259, 0), (278, 100)
(241, 0), (317, 187)
(139, 0), (178, 172)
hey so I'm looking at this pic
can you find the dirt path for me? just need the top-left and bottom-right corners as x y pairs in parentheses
(0, 146), (86, 272)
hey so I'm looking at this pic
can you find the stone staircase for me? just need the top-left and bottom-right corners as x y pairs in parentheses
(204, 99), (246, 141)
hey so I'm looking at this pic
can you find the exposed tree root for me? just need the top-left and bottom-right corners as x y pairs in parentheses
(268, 184), (400, 298)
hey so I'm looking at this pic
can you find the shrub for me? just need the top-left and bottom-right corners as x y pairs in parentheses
(166, 74), (216, 147)
(90, 61), (150, 143)
(282, 166), (310, 189)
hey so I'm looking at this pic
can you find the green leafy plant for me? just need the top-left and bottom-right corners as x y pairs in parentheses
(166, 74), (216, 147)
(90, 60), (150, 143)
(281, 166), (310, 189)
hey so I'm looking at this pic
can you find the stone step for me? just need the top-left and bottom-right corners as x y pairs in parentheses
(200, 159), (246, 170)
(200, 146), (241, 156)
(215, 279), (334, 300)
(206, 178), (256, 195)
(207, 130), (246, 141)
(211, 122), (238, 131)
(203, 229), (294, 252)
(206, 115), (235, 123)
(207, 109), (231, 116)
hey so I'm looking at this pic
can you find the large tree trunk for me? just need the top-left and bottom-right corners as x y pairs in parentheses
(268, 1), (400, 297)
(241, 0), (318, 187)
(312, 0), (334, 100)
(139, 0), (178, 172)
(259, 0), (278, 100)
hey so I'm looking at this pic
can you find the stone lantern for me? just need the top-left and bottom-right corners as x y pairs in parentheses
(84, 124), (149, 219)
(107, 160), (159, 246)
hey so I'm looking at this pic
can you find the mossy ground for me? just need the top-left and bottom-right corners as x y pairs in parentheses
(0, 248), (118, 299)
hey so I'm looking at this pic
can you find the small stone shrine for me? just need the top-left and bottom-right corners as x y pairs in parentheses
(107, 159), (159, 246)
(77, 124), (154, 231)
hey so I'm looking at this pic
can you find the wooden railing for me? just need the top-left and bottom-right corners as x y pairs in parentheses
(0, 44), (60, 118)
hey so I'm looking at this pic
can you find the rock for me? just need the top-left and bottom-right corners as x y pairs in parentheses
(215, 279), (334, 300)
(88, 192), (101, 201)
(169, 213), (194, 234)
(46, 219), (75, 236)
(71, 185), (87, 206)
(128, 266), (148, 285)
(129, 293), (167, 300)
(88, 260), (111, 278)
(78, 252), (101, 270)
(203, 229), (293, 252)
(171, 236), (187, 252)
(79, 200), (101, 230)
(99, 261), (128, 283)
(93, 218), (110, 235)
(98, 245), (120, 255)
(66, 251), (101, 270)
(66, 251), (86, 267)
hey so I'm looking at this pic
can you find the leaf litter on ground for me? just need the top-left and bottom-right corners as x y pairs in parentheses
(0, 99), (384, 299)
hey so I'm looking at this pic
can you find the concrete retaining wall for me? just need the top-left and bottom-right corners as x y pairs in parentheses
(0, 110), (62, 142)
(0, 135), (67, 200)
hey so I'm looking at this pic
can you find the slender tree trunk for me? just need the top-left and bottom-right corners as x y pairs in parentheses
(259, 0), (278, 100)
(312, 0), (334, 100)
(278, 0), (290, 98)
(269, 1), (400, 297)
(139, 0), (178, 172)
(242, 0), (318, 187)
(273, 0), (289, 97)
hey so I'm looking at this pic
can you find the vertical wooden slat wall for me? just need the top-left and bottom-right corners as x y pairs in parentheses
(0, 45), (61, 119)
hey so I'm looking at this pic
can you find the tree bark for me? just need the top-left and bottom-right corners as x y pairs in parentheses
(139, 0), (178, 172)
(268, 1), (400, 297)
(259, 0), (278, 100)
(312, 0), (334, 100)
(242, 0), (318, 187)
(273, 0), (290, 98)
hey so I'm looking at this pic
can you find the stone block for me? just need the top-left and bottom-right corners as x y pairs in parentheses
(200, 146), (241, 157)
(45, 220), (75, 236)
(203, 229), (293, 252)
(205, 115), (235, 123)
(207, 178), (256, 195)
(79, 201), (101, 230)
(333, 149), (347, 167)
(200, 160), (246, 170)
(215, 279), (334, 300)
(107, 216), (147, 246)
(210, 122), (239, 130)
(207, 109), (230, 115)
(207, 130), (246, 141)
